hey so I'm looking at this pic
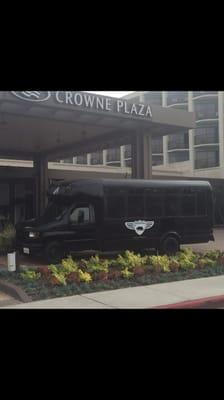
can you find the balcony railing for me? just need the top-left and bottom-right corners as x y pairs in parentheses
(194, 134), (219, 146)
(168, 151), (189, 163)
(193, 91), (217, 97)
(195, 110), (219, 120)
(167, 94), (188, 106)
(167, 103), (188, 110)
(152, 145), (163, 154)
(168, 143), (189, 150)
(106, 161), (121, 167)
(195, 159), (219, 169)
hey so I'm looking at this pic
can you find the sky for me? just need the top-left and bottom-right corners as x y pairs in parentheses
(85, 91), (135, 98)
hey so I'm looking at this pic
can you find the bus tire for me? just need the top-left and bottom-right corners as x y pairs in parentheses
(44, 241), (64, 264)
(159, 235), (180, 256)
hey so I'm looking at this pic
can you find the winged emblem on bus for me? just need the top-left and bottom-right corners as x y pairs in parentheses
(125, 220), (155, 236)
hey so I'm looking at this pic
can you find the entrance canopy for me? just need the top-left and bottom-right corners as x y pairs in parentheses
(0, 91), (195, 161)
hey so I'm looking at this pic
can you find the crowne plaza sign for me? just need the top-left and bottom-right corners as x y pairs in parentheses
(55, 92), (153, 119)
(11, 91), (152, 119)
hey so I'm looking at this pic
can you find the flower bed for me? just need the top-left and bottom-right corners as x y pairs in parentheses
(1, 249), (224, 302)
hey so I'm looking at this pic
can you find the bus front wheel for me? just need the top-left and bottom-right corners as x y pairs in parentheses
(44, 241), (64, 264)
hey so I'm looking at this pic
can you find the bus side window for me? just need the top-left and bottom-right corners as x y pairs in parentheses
(106, 195), (126, 219)
(197, 191), (207, 216)
(145, 195), (163, 218)
(182, 194), (196, 216)
(127, 195), (144, 218)
(165, 195), (181, 216)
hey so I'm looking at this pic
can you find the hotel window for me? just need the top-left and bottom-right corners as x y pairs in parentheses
(168, 151), (189, 163)
(195, 148), (219, 169)
(91, 151), (103, 165)
(194, 101), (218, 120)
(107, 148), (121, 163)
(167, 92), (188, 105)
(152, 137), (163, 153)
(144, 92), (162, 105)
(152, 155), (163, 166)
(76, 155), (88, 165)
(194, 126), (219, 145)
(61, 158), (74, 164)
(168, 132), (189, 150)
(128, 96), (140, 103)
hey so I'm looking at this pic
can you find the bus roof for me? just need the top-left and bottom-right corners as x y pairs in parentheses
(49, 178), (212, 197)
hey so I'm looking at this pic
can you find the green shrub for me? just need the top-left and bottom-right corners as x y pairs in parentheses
(48, 264), (60, 274)
(204, 250), (221, 261)
(81, 255), (109, 273)
(51, 272), (67, 286)
(61, 256), (79, 273)
(48, 264), (67, 285)
(197, 258), (216, 269)
(148, 255), (170, 273)
(217, 254), (224, 265)
(179, 248), (198, 263)
(176, 248), (197, 270)
(179, 258), (196, 270)
(21, 270), (41, 281)
(121, 267), (134, 279)
(169, 257), (180, 272)
(78, 270), (92, 283)
(115, 251), (147, 271)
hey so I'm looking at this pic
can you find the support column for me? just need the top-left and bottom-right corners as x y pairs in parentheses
(120, 145), (125, 168)
(218, 91), (224, 170)
(162, 91), (169, 166)
(33, 155), (48, 217)
(103, 149), (107, 165)
(188, 91), (194, 174)
(132, 131), (152, 179)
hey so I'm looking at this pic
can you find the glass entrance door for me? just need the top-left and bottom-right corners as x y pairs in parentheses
(0, 183), (10, 230)
(14, 182), (34, 224)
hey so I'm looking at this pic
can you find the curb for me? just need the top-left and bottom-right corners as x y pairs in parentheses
(0, 279), (31, 303)
(155, 294), (224, 309)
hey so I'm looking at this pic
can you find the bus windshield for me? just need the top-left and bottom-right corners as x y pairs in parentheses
(42, 201), (69, 222)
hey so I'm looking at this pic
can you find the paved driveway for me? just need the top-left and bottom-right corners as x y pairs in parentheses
(182, 227), (224, 253)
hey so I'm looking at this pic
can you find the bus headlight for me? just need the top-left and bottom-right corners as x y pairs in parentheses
(29, 231), (40, 239)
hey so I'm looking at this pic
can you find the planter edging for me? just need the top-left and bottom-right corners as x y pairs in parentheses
(0, 279), (31, 303)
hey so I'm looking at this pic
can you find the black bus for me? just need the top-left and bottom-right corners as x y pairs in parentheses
(16, 179), (214, 263)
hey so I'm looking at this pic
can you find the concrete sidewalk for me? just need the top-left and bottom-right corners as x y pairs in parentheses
(2, 274), (224, 309)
